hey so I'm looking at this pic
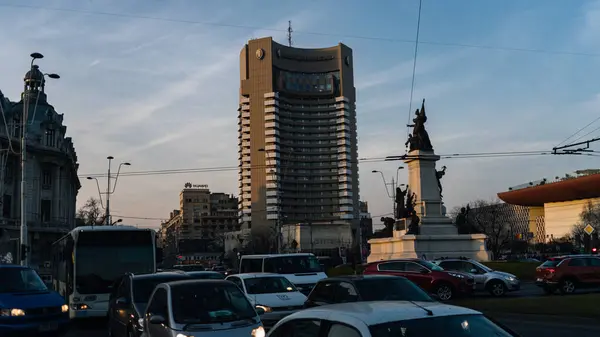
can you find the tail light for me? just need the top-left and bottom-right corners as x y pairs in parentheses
(545, 268), (555, 275)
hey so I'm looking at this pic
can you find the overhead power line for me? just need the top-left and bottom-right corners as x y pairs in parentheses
(78, 150), (578, 179)
(555, 115), (600, 148)
(2, 3), (600, 58)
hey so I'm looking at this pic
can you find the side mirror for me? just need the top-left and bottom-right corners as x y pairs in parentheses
(470, 269), (478, 274)
(149, 315), (166, 325)
(115, 297), (129, 306)
(255, 307), (265, 315)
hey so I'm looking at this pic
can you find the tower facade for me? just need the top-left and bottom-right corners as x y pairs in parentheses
(237, 37), (359, 251)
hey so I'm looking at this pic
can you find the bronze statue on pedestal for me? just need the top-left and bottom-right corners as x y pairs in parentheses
(406, 99), (433, 152)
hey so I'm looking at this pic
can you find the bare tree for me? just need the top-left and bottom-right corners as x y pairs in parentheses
(571, 202), (600, 248)
(76, 197), (104, 226)
(464, 199), (515, 260)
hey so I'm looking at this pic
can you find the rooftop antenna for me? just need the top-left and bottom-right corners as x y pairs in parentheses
(287, 20), (293, 47)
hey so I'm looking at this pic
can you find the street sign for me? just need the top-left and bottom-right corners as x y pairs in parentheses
(584, 224), (595, 236)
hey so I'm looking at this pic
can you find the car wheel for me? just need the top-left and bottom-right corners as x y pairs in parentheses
(434, 283), (454, 301)
(559, 278), (576, 294)
(487, 280), (507, 297)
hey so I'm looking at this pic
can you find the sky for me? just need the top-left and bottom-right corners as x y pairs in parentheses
(2, 0), (600, 229)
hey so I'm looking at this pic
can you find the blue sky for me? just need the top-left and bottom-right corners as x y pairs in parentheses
(1, 0), (600, 228)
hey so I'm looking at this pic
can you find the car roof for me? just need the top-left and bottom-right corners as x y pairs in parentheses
(322, 275), (404, 282)
(232, 273), (283, 279)
(187, 271), (222, 274)
(370, 258), (422, 264)
(241, 253), (314, 258)
(165, 279), (233, 288)
(131, 272), (189, 280)
(0, 264), (29, 269)
(280, 301), (480, 327)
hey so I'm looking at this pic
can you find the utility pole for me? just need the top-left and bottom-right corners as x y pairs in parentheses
(105, 156), (113, 226)
(287, 20), (293, 47)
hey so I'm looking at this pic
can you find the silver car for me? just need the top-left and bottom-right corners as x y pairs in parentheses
(434, 258), (520, 297)
(142, 279), (266, 337)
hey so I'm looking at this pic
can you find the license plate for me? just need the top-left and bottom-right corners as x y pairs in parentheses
(39, 323), (58, 332)
(536, 278), (543, 282)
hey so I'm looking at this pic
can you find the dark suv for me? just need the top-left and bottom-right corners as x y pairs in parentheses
(363, 259), (475, 300)
(535, 255), (600, 294)
(107, 272), (191, 337)
(304, 275), (434, 308)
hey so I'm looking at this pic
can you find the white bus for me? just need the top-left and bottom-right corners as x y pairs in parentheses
(51, 226), (157, 319)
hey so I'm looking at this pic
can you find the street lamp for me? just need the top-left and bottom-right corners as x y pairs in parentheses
(104, 157), (131, 226)
(372, 167), (405, 218)
(111, 218), (123, 225)
(86, 177), (105, 210)
(20, 52), (59, 266)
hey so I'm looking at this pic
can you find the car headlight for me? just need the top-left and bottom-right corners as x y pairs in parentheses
(448, 272), (465, 279)
(255, 305), (272, 313)
(176, 334), (190, 337)
(0, 308), (25, 317)
(137, 318), (144, 330)
(61, 304), (69, 313)
(252, 326), (266, 337)
(504, 276), (516, 282)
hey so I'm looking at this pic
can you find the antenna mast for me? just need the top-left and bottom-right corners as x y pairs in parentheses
(287, 20), (293, 47)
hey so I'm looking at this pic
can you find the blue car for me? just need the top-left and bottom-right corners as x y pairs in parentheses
(0, 264), (70, 336)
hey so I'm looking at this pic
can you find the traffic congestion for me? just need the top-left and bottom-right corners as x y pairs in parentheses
(1, 226), (600, 336)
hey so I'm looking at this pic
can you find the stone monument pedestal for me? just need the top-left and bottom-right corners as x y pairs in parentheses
(368, 149), (490, 262)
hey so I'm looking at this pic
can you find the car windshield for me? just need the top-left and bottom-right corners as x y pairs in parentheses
(244, 277), (297, 294)
(419, 260), (443, 271)
(470, 261), (492, 273)
(0, 267), (48, 293)
(369, 314), (515, 337)
(264, 255), (322, 274)
(355, 278), (434, 302)
(132, 276), (189, 303)
(171, 283), (257, 324)
(188, 272), (225, 280)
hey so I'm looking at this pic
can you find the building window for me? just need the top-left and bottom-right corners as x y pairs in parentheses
(41, 199), (52, 222)
(42, 169), (52, 189)
(45, 129), (55, 147)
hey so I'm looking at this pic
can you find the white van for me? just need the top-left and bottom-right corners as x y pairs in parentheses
(238, 253), (327, 295)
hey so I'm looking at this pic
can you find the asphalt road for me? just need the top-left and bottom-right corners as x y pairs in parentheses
(66, 315), (600, 337)
(472, 281), (600, 298)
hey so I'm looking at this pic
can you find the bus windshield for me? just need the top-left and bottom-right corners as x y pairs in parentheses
(264, 255), (322, 274)
(75, 231), (154, 294)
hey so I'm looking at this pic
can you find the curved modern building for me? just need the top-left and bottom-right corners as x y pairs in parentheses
(237, 37), (359, 251)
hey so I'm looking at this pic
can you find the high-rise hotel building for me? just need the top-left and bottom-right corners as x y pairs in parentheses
(237, 37), (360, 247)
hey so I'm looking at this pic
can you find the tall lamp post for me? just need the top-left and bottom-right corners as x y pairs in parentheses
(86, 157), (130, 226)
(20, 52), (60, 266)
(372, 166), (404, 218)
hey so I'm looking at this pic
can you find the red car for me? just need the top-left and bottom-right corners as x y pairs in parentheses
(363, 258), (475, 300)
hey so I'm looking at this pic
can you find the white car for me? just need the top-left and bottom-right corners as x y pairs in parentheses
(266, 301), (519, 337)
(226, 273), (307, 328)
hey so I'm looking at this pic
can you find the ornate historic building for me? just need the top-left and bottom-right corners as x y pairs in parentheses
(237, 37), (360, 251)
(0, 65), (80, 269)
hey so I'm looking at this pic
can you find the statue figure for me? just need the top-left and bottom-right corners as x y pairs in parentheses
(406, 211), (420, 235)
(395, 185), (409, 219)
(455, 206), (469, 234)
(435, 165), (447, 198)
(406, 99), (433, 152)
(405, 190), (417, 217)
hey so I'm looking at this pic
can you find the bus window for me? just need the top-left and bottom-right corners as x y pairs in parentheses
(240, 258), (263, 273)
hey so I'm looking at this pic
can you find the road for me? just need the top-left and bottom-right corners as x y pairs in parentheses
(472, 281), (599, 298)
(66, 315), (600, 337)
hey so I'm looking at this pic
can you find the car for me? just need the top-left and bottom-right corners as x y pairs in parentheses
(433, 258), (520, 297)
(170, 264), (205, 272)
(303, 275), (434, 308)
(226, 273), (307, 329)
(0, 264), (70, 337)
(186, 271), (226, 280)
(363, 259), (475, 301)
(107, 272), (192, 337)
(142, 279), (265, 337)
(266, 301), (521, 336)
(535, 254), (600, 294)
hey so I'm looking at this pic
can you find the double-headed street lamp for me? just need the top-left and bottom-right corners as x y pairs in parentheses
(20, 52), (60, 266)
(372, 167), (405, 218)
(87, 157), (130, 226)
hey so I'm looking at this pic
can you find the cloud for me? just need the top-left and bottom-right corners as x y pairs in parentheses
(578, 0), (600, 45)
